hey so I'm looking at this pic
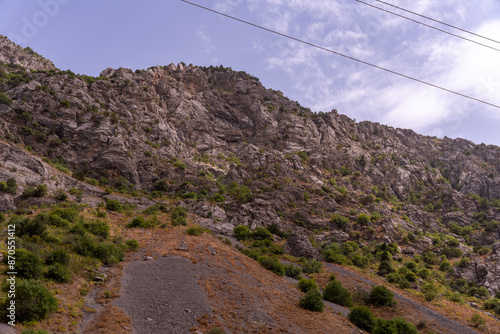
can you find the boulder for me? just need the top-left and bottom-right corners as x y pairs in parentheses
(284, 233), (320, 260)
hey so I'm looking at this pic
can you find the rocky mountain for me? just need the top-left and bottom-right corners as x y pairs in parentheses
(1, 34), (500, 331)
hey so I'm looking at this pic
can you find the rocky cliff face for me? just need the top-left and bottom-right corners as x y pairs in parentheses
(1, 36), (500, 296)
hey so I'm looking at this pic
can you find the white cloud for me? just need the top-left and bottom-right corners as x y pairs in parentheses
(221, 0), (500, 141)
(196, 26), (215, 52)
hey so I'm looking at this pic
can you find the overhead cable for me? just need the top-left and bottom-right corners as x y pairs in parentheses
(180, 0), (500, 110)
(353, 0), (500, 52)
(373, 0), (500, 45)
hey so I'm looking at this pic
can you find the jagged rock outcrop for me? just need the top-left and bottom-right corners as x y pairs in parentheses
(453, 242), (500, 297)
(1, 36), (500, 295)
(284, 233), (321, 260)
(0, 35), (55, 71)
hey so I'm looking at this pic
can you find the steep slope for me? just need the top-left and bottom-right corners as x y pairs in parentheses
(1, 36), (500, 332)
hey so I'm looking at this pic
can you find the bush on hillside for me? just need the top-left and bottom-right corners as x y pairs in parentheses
(348, 306), (377, 332)
(368, 285), (396, 307)
(297, 278), (318, 293)
(233, 225), (250, 240)
(299, 288), (324, 312)
(15, 249), (43, 279)
(7, 280), (58, 323)
(323, 280), (353, 307)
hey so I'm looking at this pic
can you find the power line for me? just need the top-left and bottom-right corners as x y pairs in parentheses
(180, 0), (500, 110)
(373, 0), (500, 45)
(353, 0), (500, 52)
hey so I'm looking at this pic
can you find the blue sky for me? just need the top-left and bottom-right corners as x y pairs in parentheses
(1, 0), (500, 145)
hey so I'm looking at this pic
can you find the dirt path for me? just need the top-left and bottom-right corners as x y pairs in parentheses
(326, 263), (480, 334)
(113, 256), (212, 334)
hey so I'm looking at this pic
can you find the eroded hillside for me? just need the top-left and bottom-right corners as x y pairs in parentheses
(1, 34), (500, 333)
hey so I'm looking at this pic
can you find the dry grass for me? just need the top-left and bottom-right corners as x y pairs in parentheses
(83, 304), (132, 334)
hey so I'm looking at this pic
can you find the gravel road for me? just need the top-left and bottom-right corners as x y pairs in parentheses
(326, 263), (479, 334)
(114, 256), (212, 334)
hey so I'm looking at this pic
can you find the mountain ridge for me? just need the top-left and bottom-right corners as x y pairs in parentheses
(1, 34), (500, 332)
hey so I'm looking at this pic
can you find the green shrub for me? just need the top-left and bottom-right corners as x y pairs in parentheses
(405, 261), (418, 272)
(373, 318), (397, 334)
(323, 280), (353, 307)
(50, 208), (79, 222)
(330, 214), (349, 229)
(457, 257), (470, 268)
(173, 161), (186, 170)
(351, 253), (370, 268)
(470, 313), (485, 328)
(21, 329), (51, 334)
(48, 214), (70, 228)
(422, 283), (438, 301)
(417, 268), (430, 279)
(45, 249), (70, 266)
(302, 258), (322, 274)
(258, 256), (285, 276)
(233, 225), (250, 240)
(186, 225), (207, 236)
(297, 278), (318, 293)
(341, 241), (359, 255)
(284, 264), (302, 279)
(125, 239), (140, 251)
(171, 206), (187, 219)
(368, 285), (396, 307)
(356, 213), (370, 225)
(360, 194), (376, 206)
(94, 242), (124, 266)
(440, 259), (451, 271)
(45, 263), (72, 283)
(54, 189), (68, 201)
(86, 220), (110, 238)
(105, 199), (122, 212)
(348, 306), (377, 332)
(299, 288), (324, 312)
(33, 184), (48, 197)
(18, 215), (47, 238)
(0, 92), (12, 106)
(250, 227), (273, 241)
(172, 216), (187, 226)
(60, 99), (71, 107)
(15, 249), (43, 279)
(7, 280), (58, 323)
(392, 317), (418, 334)
(127, 216), (155, 228)
(377, 260), (394, 276)
(211, 193), (226, 202)
(324, 249), (350, 265)
(6, 177), (17, 194)
(483, 298), (500, 315)
(182, 192), (197, 200)
(448, 292), (465, 304)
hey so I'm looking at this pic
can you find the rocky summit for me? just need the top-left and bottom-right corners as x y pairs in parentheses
(1, 34), (500, 333)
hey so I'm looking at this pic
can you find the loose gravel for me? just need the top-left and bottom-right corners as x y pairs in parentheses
(114, 256), (212, 334)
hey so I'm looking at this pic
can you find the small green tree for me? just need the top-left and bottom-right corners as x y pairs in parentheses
(368, 285), (396, 307)
(233, 225), (250, 240)
(299, 288), (324, 312)
(105, 199), (122, 212)
(323, 280), (353, 307)
(16, 249), (43, 279)
(357, 213), (371, 225)
(373, 318), (397, 334)
(297, 278), (318, 293)
(9, 280), (58, 322)
(348, 306), (377, 332)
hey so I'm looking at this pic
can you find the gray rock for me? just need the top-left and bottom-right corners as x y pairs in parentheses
(284, 233), (320, 260)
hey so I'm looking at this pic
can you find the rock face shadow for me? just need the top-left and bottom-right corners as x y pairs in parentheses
(114, 256), (212, 334)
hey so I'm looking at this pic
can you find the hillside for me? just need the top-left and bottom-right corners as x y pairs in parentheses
(0, 34), (500, 333)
